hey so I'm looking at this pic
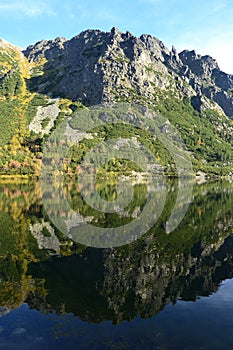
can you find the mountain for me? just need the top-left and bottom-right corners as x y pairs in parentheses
(0, 28), (233, 176)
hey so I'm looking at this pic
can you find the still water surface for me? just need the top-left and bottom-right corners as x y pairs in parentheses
(0, 179), (233, 349)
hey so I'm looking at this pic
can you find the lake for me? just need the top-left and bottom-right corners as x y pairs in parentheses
(0, 179), (233, 349)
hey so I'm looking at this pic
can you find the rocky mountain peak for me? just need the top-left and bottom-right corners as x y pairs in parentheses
(110, 26), (122, 37)
(24, 37), (67, 62)
(21, 28), (233, 117)
(179, 49), (219, 78)
(140, 34), (170, 62)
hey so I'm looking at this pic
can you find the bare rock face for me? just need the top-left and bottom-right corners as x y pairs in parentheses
(24, 28), (172, 105)
(178, 50), (233, 117)
(140, 34), (170, 62)
(23, 27), (233, 117)
(179, 50), (219, 78)
(24, 37), (67, 61)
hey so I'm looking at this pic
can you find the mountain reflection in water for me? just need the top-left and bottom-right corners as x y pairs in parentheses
(0, 179), (233, 349)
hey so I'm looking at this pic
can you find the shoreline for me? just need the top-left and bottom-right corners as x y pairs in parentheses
(0, 174), (38, 183)
(0, 172), (232, 182)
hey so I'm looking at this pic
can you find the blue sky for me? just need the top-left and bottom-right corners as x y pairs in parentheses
(0, 0), (233, 73)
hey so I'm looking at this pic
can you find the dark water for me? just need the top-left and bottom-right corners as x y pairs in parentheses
(0, 179), (233, 349)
